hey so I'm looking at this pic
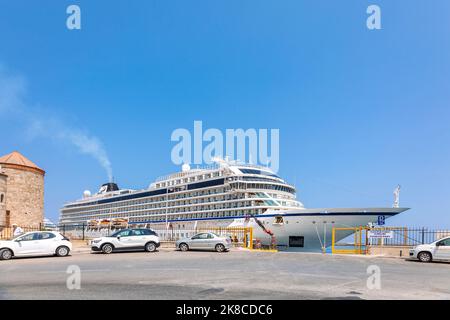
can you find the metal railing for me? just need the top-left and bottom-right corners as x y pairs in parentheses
(58, 223), (93, 240)
(0, 224), (44, 240)
(57, 223), (253, 248)
(374, 227), (450, 247)
(154, 227), (252, 246)
(332, 227), (450, 254)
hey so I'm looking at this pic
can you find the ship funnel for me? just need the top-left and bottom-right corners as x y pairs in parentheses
(99, 182), (119, 194)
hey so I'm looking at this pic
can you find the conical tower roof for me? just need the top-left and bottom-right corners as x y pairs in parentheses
(0, 151), (45, 175)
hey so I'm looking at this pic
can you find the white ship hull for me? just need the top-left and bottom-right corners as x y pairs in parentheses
(231, 209), (407, 251)
(130, 208), (408, 252)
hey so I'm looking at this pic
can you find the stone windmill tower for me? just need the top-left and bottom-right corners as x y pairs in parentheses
(0, 151), (45, 227)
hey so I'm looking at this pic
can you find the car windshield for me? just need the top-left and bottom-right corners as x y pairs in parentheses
(111, 230), (128, 237)
(12, 234), (25, 241)
(438, 238), (450, 246)
(192, 233), (219, 239)
(15, 233), (38, 241)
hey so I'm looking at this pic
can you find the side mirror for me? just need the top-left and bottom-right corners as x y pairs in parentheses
(117, 236), (121, 240)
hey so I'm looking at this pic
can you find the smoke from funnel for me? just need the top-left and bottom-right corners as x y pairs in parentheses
(0, 66), (113, 181)
(65, 131), (113, 182)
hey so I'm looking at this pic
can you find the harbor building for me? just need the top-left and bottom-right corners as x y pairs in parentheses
(0, 151), (45, 227)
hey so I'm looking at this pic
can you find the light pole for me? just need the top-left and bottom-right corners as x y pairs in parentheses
(109, 207), (117, 235)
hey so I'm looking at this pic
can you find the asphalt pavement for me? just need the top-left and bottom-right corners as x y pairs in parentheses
(0, 248), (449, 300)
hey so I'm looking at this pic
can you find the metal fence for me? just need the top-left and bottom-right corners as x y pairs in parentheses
(153, 227), (252, 247)
(0, 224), (44, 240)
(58, 224), (450, 249)
(376, 228), (450, 247)
(333, 227), (450, 249)
(332, 226), (450, 254)
(57, 224), (252, 248)
(58, 223), (101, 240)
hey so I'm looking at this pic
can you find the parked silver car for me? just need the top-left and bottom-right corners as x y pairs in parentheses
(176, 232), (232, 252)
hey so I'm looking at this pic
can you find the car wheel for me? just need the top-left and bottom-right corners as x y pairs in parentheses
(215, 244), (226, 253)
(418, 252), (432, 263)
(101, 243), (114, 254)
(56, 246), (70, 257)
(179, 243), (189, 252)
(145, 242), (157, 253)
(0, 249), (13, 261)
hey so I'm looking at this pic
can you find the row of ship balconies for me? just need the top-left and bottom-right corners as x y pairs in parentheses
(155, 168), (286, 189)
(63, 177), (294, 215)
(61, 183), (297, 216)
(61, 207), (267, 225)
(62, 199), (279, 220)
(62, 187), (296, 216)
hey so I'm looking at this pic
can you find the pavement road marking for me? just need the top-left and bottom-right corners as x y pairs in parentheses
(38, 269), (111, 274)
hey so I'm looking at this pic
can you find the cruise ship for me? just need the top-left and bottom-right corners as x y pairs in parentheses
(59, 159), (408, 251)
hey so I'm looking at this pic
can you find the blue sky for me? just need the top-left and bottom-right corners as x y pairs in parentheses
(0, 1), (449, 228)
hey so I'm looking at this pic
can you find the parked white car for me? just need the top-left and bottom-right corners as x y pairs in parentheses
(409, 236), (450, 262)
(91, 228), (160, 254)
(0, 231), (72, 261)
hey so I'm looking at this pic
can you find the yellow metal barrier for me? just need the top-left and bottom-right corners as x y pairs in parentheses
(331, 227), (368, 255)
(196, 226), (277, 252)
(197, 227), (254, 249)
(332, 226), (412, 254)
